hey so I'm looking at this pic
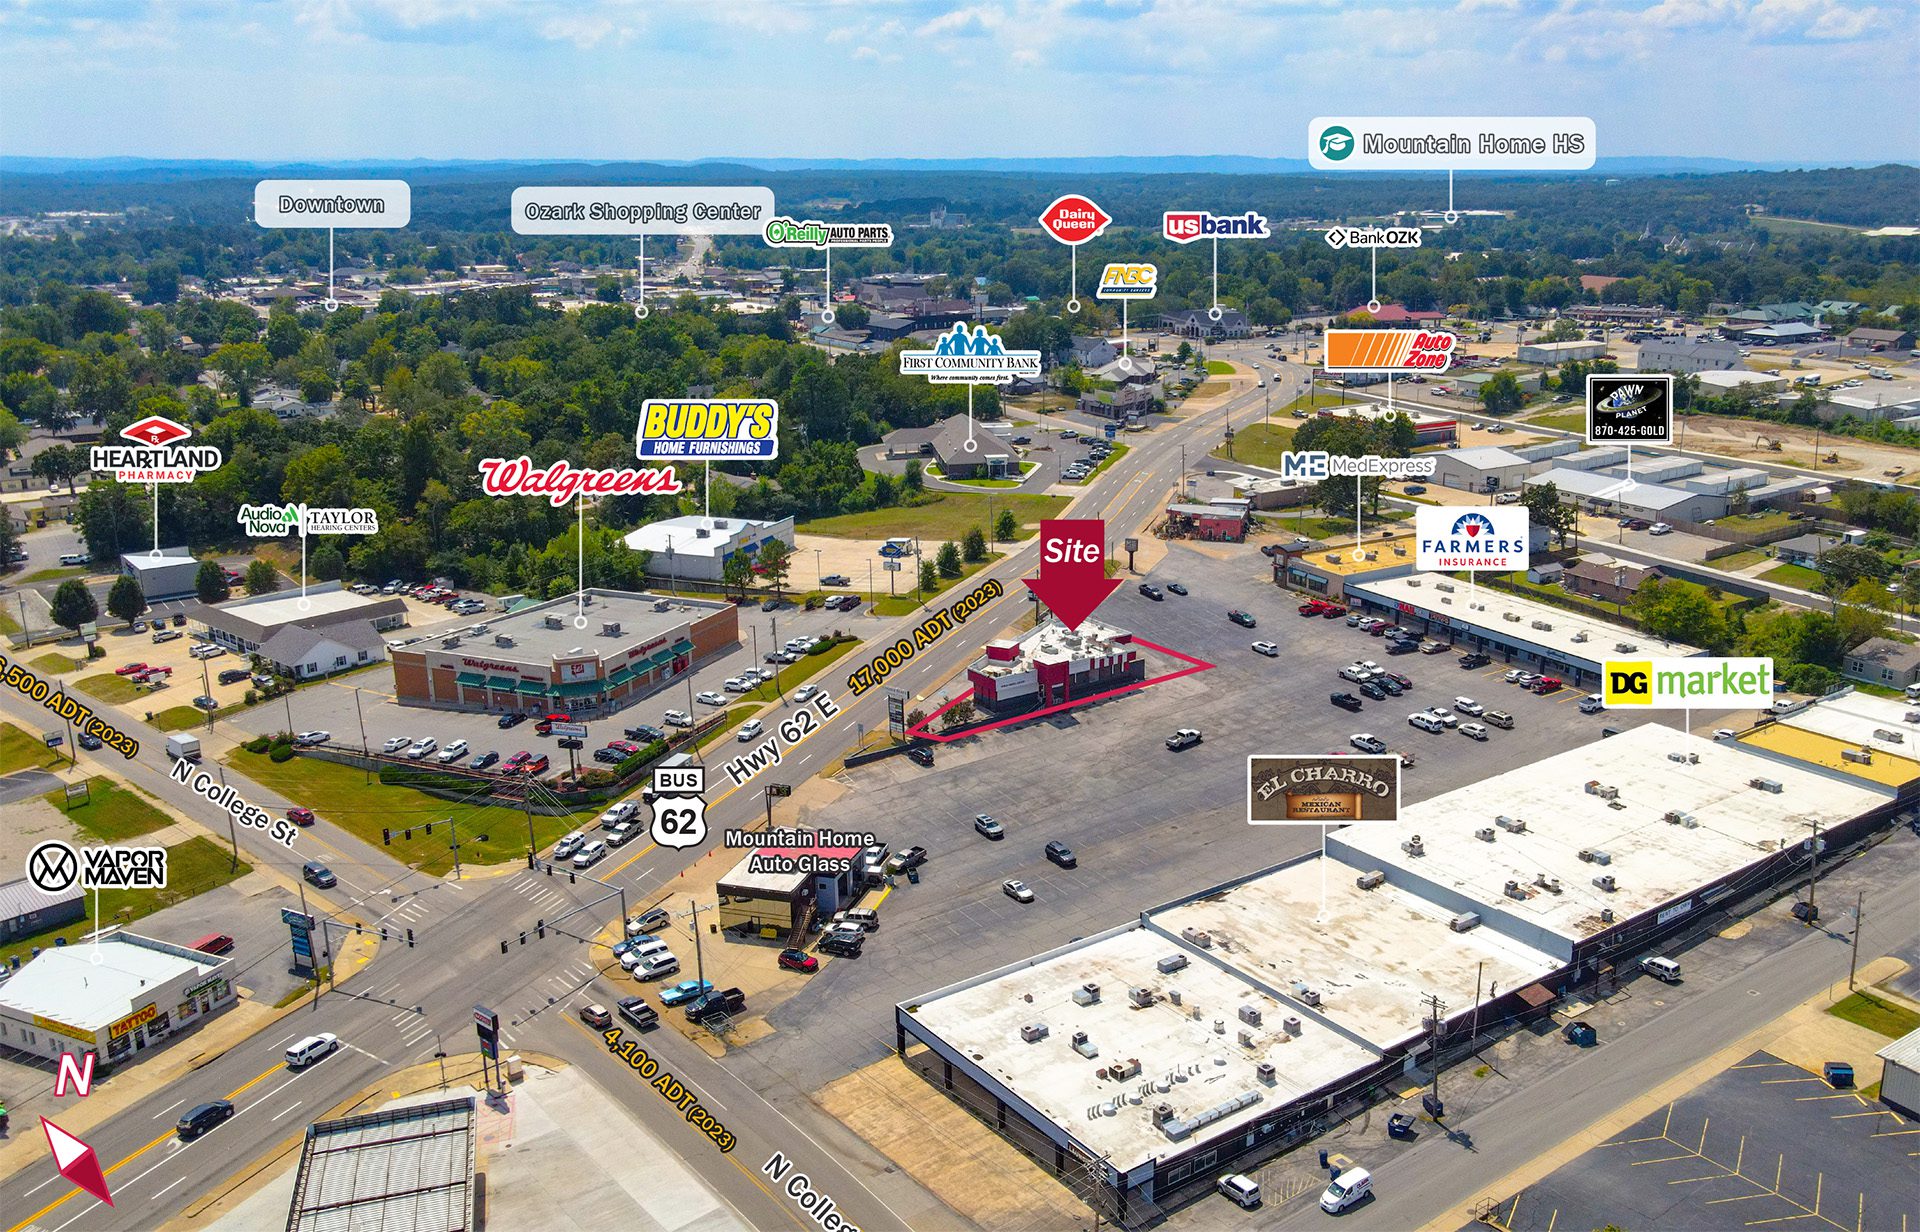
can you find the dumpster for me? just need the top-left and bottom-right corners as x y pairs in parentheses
(1822, 1061), (1854, 1089)
(1563, 1020), (1597, 1047)
(1387, 1113), (1416, 1139)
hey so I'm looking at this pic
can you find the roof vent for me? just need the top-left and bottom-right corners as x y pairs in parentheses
(601, 621), (622, 637)
(1401, 834), (1425, 857)
(1496, 814), (1528, 833)
(1356, 869), (1386, 890)
(1476, 827), (1496, 843)
(494, 634), (514, 647)
(543, 615), (563, 629)
(1593, 874), (1618, 892)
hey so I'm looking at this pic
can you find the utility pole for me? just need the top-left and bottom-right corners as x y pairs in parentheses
(1848, 890), (1865, 990)
(690, 897), (706, 990)
(1802, 818), (1822, 924)
(1423, 991), (1448, 1119)
(219, 764), (239, 872)
(1468, 961), (1484, 1050)
(352, 686), (371, 783)
(283, 687), (294, 739)
(448, 814), (462, 881)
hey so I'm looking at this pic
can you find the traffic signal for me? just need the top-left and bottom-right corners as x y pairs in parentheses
(405, 928), (414, 948)
(404, 827), (414, 841)
(519, 931), (526, 945)
(536, 920), (545, 939)
(383, 827), (391, 846)
(501, 940), (509, 954)
(545, 862), (553, 876)
(379, 925), (388, 941)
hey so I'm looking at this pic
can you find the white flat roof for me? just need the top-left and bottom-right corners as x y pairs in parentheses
(1778, 692), (1920, 758)
(220, 587), (377, 628)
(0, 934), (218, 1029)
(1351, 571), (1703, 662)
(909, 925), (1383, 1172)
(1440, 446), (1532, 470)
(1149, 859), (1561, 1051)
(1527, 467), (1702, 512)
(623, 515), (786, 560)
(1329, 726), (1887, 950)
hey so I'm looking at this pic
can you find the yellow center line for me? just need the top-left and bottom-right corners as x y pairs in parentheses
(7, 1059), (288, 1231)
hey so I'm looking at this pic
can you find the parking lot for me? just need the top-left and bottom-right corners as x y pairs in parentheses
(1474, 1049), (1919, 1232)
(224, 598), (863, 772)
(741, 540), (1665, 1096)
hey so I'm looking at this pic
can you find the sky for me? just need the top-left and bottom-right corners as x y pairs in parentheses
(1, 0), (1914, 165)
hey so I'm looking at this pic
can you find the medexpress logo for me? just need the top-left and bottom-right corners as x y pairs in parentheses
(1095, 263), (1158, 300)
(1603, 658), (1773, 709)
(1414, 506), (1529, 572)
(1318, 125), (1355, 161)
(1162, 211), (1271, 244)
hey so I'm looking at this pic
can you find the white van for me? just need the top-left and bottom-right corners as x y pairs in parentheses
(1319, 1166), (1372, 1213)
(1640, 955), (1682, 983)
(1217, 1173), (1261, 1208)
(635, 951), (680, 979)
(1578, 694), (1605, 714)
(1408, 712), (1444, 733)
(286, 1032), (340, 1068)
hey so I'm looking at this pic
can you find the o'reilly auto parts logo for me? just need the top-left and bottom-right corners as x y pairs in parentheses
(1318, 125), (1355, 161)
(1415, 506), (1530, 572)
(1587, 373), (1673, 445)
(90, 415), (223, 484)
(1603, 657), (1774, 709)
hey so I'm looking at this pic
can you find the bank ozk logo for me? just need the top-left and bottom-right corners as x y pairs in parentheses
(898, 324), (1042, 386)
(89, 415), (223, 484)
(1319, 126), (1355, 161)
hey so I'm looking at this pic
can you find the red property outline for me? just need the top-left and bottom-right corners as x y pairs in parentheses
(906, 636), (1215, 743)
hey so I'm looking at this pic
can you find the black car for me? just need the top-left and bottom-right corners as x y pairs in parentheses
(1228, 610), (1257, 628)
(176, 1099), (235, 1139)
(217, 668), (251, 685)
(1330, 692), (1363, 711)
(1359, 680), (1387, 700)
(1045, 841), (1077, 868)
(1459, 653), (1492, 668)
(1011, 435), (1031, 445)
(471, 751), (500, 770)
(78, 732), (104, 750)
(1377, 677), (1404, 696)
(617, 996), (659, 1030)
(687, 987), (747, 1021)
(1138, 584), (1164, 600)
(906, 746), (935, 767)
(761, 599), (781, 612)
(819, 932), (863, 958)
(497, 712), (526, 729)
(1387, 640), (1419, 655)
(302, 862), (337, 889)
(625, 724), (666, 743)
(593, 746), (624, 764)
(1165, 582), (1188, 596)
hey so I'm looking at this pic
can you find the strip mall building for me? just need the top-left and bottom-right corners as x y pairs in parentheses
(390, 588), (738, 717)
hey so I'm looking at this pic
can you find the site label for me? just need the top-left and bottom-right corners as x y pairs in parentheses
(1587, 374), (1674, 445)
(763, 217), (893, 248)
(898, 324), (1041, 386)
(1325, 225), (1422, 250)
(1309, 116), (1597, 170)
(1024, 520), (1120, 631)
(1095, 262), (1158, 300)
(1249, 754), (1400, 825)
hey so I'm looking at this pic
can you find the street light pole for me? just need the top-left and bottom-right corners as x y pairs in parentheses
(352, 686), (370, 784)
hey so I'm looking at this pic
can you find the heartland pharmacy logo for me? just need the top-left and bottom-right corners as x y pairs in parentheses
(1323, 329), (1457, 373)
(1414, 506), (1529, 572)
(762, 217), (894, 249)
(898, 324), (1042, 386)
(477, 456), (683, 508)
(1162, 210), (1271, 244)
(1095, 263), (1158, 300)
(89, 416), (222, 484)
(637, 398), (780, 461)
(236, 503), (380, 538)
(1318, 125), (1355, 161)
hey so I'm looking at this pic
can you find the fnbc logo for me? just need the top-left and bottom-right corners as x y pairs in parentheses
(1319, 126), (1355, 161)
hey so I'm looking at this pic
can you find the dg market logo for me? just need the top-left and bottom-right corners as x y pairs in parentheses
(89, 415), (223, 484)
(1318, 125), (1355, 161)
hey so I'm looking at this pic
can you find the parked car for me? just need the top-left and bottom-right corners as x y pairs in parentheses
(1460, 722), (1490, 741)
(471, 750), (500, 770)
(1454, 697), (1484, 716)
(1166, 728), (1202, 750)
(406, 737), (438, 760)
(1331, 691), (1363, 711)
(695, 691), (726, 706)
(1138, 583), (1164, 600)
(687, 987), (747, 1021)
(552, 832), (586, 860)
(662, 710), (693, 727)
(660, 979), (715, 1007)
(1426, 707), (1459, 727)
(1228, 610), (1256, 628)
(435, 739), (470, 763)
(724, 676), (753, 693)
(1458, 652), (1491, 668)
(1350, 734), (1388, 754)
(1251, 641), (1280, 657)
(115, 662), (149, 676)
(906, 745), (935, 767)
(1003, 879), (1036, 903)
(1359, 680), (1387, 700)
(217, 667), (251, 685)
(1045, 840), (1077, 868)
(1165, 582), (1188, 596)
(973, 814), (1005, 840)
(498, 712), (526, 729)
(383, 735), (411, 753)
(885, 845), (928, 874)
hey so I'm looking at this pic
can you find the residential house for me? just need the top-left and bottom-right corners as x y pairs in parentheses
(1160, 308), (1251, 339)
(1060, 335), (1119, 370)
(1843, 637), (1920, 691)
(1772, 533), (1845, 568)
(1847, 327), (1915, 352)
(1561, 558), (1665, 606)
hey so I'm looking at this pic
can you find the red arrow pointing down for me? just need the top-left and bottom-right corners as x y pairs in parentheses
(1023, 519), (1121, 632)
(41, 1117), (113, 1206)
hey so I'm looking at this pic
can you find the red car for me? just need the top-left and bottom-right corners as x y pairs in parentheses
(502, 751), (532, 775)
(533, 712), (571, 736)
(116, 662), (149, 676)
(1297, 603), (1321, 617)
(778, 948), (819, 973)
(1533, 676), (1564, 694)
(287, 807), (316, 826)
(523, 754), (550, 775)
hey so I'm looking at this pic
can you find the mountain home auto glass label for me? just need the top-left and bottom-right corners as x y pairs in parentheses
(1308, 116), (1596, 170)
(511, 187), (775, 234)
(898, 324), (1042, 385)
(1249, 754), (1400, 824)
(254, 179), (411, 227)
(90, 416), (222, 484)
(636, 399), (779, 461)
(1415, 507), (1530, 572)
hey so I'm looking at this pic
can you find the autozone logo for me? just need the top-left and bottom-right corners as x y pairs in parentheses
(1323, 329), (1457, 372)
(1163, 210), (1270, 244)
(1096, 263), (1158, 300)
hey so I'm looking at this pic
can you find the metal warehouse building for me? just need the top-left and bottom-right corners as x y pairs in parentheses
(1877, 1028), (1920, 1118)
(896, 726), (1901, 1222)
(389, 588), (738, 718)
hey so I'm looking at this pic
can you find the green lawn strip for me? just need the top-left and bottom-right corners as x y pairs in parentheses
(75, 673), (144, 703)
(20, 566), (86, 583)
(694, 706), (762, 751)
(1759, 562), (1824, 589)
(1284, 389), (1373, 415)
(1080, 442), (1130, 482)
(1212, 423), (1295, 468)
(1710, 547), (1769, 571)
(739, 637), (862, 704)
(229, 746), (598, 873)
(149, 704), (245, 732)
(1522, 411), (1586, 432)
(0, 836), (250, 966)
(1826, 989), (1920, 1038)
(871, 555), (1001, 617)
(1204, 360), (1235, 375)
(42, 776), (174, 840)
(30, 652), (83, 674)
(0, 721), (65, 774)
(799, 492), (1066, 542)
(1261, 510), (1409, 540)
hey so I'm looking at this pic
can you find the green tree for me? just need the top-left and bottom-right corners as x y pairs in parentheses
(30, 443), (83, 494)
(211, 342), (271, 406)
(245, 559), (280, 595)
(1817, 544), (1890, 597)
(50, 578), (98, 632)
(73, 481), (150, 561)
(106, 573), (146, 627)
(1630, 578), (1729, 652)
(309, 540), (347, 582)
(994, 508), (1018, 542)
(722, 551), (754, 600)
(936, 540), (962, 578)
(195, 559), (231, 604)
(963, 526), (987, 563)
(1520, 481), (1576, 548)
(1478, 371), (1526, 415)
(917, 558), (938, 594)
(757, 537), (793, 597)
(0, 405), (26, 463)
(902, 461), (924, 495)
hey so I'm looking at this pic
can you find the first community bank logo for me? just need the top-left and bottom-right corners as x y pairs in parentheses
(898, 323), (1042, 386)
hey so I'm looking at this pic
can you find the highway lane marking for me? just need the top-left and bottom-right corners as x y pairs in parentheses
(243, 1074), (300, 1112)
(345, 1043), (388, 1065)
(151, 1095), (189, 1118)
(270, 1100), (305, 1121)
(151, 1175), (187, 1200)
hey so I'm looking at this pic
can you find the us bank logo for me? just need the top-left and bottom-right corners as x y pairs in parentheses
(1318, 125), (1355, 161)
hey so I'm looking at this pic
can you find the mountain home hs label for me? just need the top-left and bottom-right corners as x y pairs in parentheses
(1308, 117), (1596, 170)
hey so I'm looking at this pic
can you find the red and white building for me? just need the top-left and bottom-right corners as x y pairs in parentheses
(967, 618), (1144, 712)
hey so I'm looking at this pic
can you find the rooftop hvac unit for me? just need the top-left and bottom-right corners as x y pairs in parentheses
(1181, 928), (1214, 948)
(1441, 597), (1453, 606)
(1476, 827), (1497, 843)
(1842, 748), (1873, 764)
(1578, 848), (1612, 865)
(1293, 986), (1323, 1008)
(1168, 988), (1182, 1006)
(1571, 631), (1588, 643)
(1503, 612), (1523, 622)
(1906, 712), (1920, 725)
(1436, 582), (1455, 592)
(1238, 1004), (1262, 1026)
(441, 637), (460, 648)
(1157, 954), (1189, 974)
(1505, 880), (1527, 900)
(543, 615), (563, 629)
(1020, 1023), (1049, 1043)
(1600, 907), (1616, 923)
(1496, 815), (1528, 833)
(1593, 874), (1617, 893)
(1128, 987), (1156, 1008)
(1471, 602), (1486, 611)
(1282, 1016), (1302, 1036)
(1356, 869), (1387, 890)
(601, 621), (622, 637)
(1535, 875), (1563, 894)
(1667, 752), (1700, 764)
(1530, 619), (1554, 631)
(1584, 781), (1619, 800)
(1615, 642), (1638, 652)
(1111, 1057), (1141, 1080)
(1152, 1102), (1175, 1126)
(694, 526), (711, 539)
(1256, 1063), (1277, 1085)
(1750, 777), (1784, 793)
(1873, 728), (1905, 744)
(1450, 912), (1481, 932)
(1238, 1028), (1261, 1049)
(494, 634), (515, 647)
(1401, 834), (1425, 857)
(1665, 811), (1699, 828)
(1407, 577), (1422, 587)
(1072, 1031), (1098, 1058)
(1073, 983), (1101, 1006)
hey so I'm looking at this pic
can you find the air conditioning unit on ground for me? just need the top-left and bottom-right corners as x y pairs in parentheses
(1356, 870), (1386, 890)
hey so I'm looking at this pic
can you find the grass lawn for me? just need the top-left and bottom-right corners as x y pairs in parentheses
(695, 706), (762, 750)
(1724, 509), (1798, 534)
(1760, 562), (1825, 589)
(1085, 442), (1130, 480)
(739, 637), (862, 704)
(1204, 360), (1235, 375)
(20, 566), (87, 583)
(945, 476), (1024, 489)
(151, 704), (235, 732)
(75, 672), (144, 703)
(1189, 381), (1230, 399)
(1711, 547), (1770, 571)
(1826, 988), (1920, 1038)
(1281, 389), (1368, 416)
(43, 776), (173, 840)
(800, 492), (1067, 543)
(0, 721), (64, 774)
(1212, 422), (1295, 469)
(230, 746), (598, 873)
(0, 608), (18, 635)
(1523, 410), (1586, 432)
(30, 652), (83, 674)
(1263, 509), (1409, 540)
(0, 837), (249, 966)
(873, 554), (1001, 617)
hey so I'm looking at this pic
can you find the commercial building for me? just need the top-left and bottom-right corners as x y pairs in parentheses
(287, 1097), (478, 1232)
(929, 418), (1015, 480)
(1517, 340), (1607, 364)
(1734, 690), (1920, 791)
(1159, 308), (1250, 340)
(1636, 338), (1742, 374)
(1697, 369), (1786, 394)
(968, 618), (1142, 712)
(1430, 445), (1535, 494)
(622, 514), (795, 585)
(0, 876), (85, 944)
(189, 581), (407, 665)
(119, 546), (201, 602)
(1451, 369), (1542, 396)
(1877, 1028), (1920, 1118)
(1238, 477), (1317, 510)
(1310, 404), (1458, 446)
(0, 932), (236, 1063)
(1848, 327), (1915, 352)
(1342, 569), (1702, 689)
(1349, 303), (1444, 328)
(389, 588), (738, 717)
(1560, 557), (1664, 605)
(1524, 467), (1730, 523)
(1164, 502), (1247, 543)
(715, 846), (862, 943)
(1742, 323), (1825, 345)
(1845, 637), (1920, 691)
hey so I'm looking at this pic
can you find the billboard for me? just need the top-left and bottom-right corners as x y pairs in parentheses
(1414, 507), (1531, 572)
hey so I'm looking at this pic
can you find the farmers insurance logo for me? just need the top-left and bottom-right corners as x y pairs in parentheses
(1587, 373), (1673, 445)
(1163, 211), (1271, 244)
(1318, 125), (1356, 161)
(637, 398), (780, 461)
(90, 416), (223, 484)
(1603, 657), (1774, 708)
(1096, 263), (1158, 300)
(898, 324), (1042, 386)
(1415, 506), (1530, 572)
